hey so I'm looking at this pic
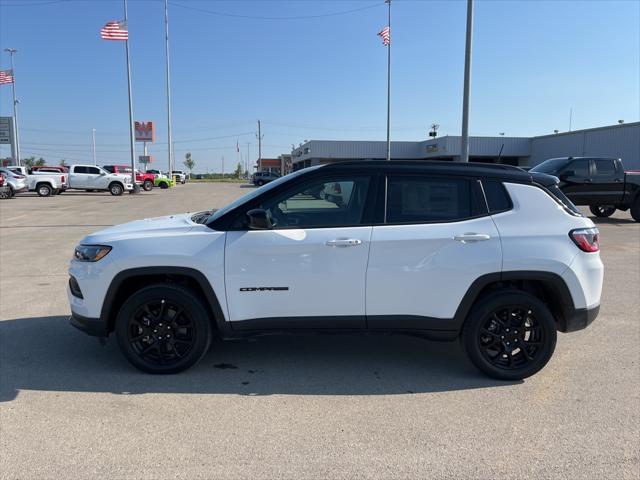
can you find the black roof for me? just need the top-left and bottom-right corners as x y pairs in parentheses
(318, 160), (533, 183)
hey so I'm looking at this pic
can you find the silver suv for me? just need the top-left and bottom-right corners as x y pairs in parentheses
(252, 171), (280, 186)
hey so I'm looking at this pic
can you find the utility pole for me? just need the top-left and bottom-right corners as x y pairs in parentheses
(256, 120), (264, 171)
(164, 0), (174, 176)
(4, 48), (21, 166)
(569, 107), (573, 132)
(92, 128), (97, 165)
(246, 142), (251, 175)
(459, 0), (474, 163)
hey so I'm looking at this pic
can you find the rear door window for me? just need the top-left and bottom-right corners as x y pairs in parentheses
(593, 159), (617, 177)
(385, 176), (481, 224)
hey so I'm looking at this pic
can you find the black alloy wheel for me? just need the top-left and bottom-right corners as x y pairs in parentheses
(589, 205), (616, 218)
(116, 284), (212, 374)
(462, 291), (557, 380)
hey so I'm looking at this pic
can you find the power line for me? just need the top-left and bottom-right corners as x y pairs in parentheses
(169, 1), (382, 21)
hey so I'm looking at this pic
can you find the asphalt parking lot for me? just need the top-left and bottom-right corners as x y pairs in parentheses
(1, 184), (639, 479)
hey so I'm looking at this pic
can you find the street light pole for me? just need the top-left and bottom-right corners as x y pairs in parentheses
(164, 0), (174, 177)
(4, 48), (21, 166)
(459, 0), (474, 163)
(385, 0), (391, 161)
(92, 128), (97, 165)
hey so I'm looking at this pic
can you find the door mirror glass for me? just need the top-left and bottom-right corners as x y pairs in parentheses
(247, 208), (272, 230)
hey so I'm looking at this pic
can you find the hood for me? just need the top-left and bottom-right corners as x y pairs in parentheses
(82, 213), (196, 243)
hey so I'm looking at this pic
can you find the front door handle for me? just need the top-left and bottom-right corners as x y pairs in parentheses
(326, 238), (362, 247)
(453, 233), (491, 243)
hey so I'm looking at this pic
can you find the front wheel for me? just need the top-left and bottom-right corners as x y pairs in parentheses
(159, 182), (169, 189)
(589, 205), (616, 218)
(115, 284), (212, 374)
(143, 180), (154, 191)
(461, 291), (557, 380)
(630, 198), (640, 222)
(109, 182), (124, 196)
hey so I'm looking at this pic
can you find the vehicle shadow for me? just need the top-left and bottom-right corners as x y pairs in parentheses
(588, 215), (638, 225)
(0, 316), (518, 402)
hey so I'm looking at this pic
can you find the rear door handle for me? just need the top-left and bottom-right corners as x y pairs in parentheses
(326, 238), (362, 247)
(453, 233), (491, 243)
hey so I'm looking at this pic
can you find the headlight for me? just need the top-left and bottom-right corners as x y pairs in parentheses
(73, 245), (112, 262)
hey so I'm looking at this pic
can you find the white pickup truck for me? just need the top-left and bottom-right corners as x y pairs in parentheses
(66, 165), (134, 195)
(7, 165), (68, 197)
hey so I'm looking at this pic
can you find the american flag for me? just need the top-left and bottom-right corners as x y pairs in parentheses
(0, 69), (14, 85)
(378, 26), (390, 46)
(100, 20), (128, 41)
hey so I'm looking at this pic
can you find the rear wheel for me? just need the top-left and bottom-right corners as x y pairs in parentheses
(109, 182), (124, 196)
(589, 205), (615, 218)
(462, 291), (557, 380)
(143, 180), (154, 191)
(115, 284), (212, 374)
(257, 180), (264, 186)
(36, 183), (52, 197)
(631, 198), (640, 222)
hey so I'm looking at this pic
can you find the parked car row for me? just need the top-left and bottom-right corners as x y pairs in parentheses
(530, 156), (640, 222)
(1, 164), (187, 199)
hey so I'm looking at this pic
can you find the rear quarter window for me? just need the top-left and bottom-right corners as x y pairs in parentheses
(482, 180), (512, 214)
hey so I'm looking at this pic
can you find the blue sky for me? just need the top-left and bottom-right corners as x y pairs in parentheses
(1, 0), (638, 172)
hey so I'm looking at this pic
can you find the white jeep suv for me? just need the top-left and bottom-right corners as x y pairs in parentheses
(68, 161), (603, 379)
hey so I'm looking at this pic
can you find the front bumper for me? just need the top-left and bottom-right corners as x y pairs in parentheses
(558, 304), (600, 333)
(70, 312), (108, 337)
(123, 183), (134, 191)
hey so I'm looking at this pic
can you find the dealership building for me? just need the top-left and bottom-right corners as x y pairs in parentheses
(289, 122), (640, 171)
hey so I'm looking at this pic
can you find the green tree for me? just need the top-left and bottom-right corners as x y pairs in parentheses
(234, 162), (243, 179)
(183, 152), (195, 178)
(22, 156), (36, 168)
(35, 157), (46, 166)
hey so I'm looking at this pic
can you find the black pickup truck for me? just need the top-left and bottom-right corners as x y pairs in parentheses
(530, 157), (640, 222)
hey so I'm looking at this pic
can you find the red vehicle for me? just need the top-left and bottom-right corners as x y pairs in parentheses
(0, 172), (9, 198)
(30, 165), (68, 173)
(102, 165), (154, 191)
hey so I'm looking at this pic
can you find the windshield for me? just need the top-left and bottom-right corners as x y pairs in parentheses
(530, 158), (570, 174)
(207, 167), (319, 225)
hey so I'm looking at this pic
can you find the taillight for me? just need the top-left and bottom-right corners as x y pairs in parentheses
(60, 175), (65, 183)
(570, 228), (600, 252)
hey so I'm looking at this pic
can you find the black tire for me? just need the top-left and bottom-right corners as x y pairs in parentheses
(631, 198), (640, 222)
(36, 183), (52, 197)
(159, 182), (169, 189)
(8, 186), (15, 198)
(257, 180), (264, 186)
(143, 180), (154, 192)
(461, 291), (557, 380)
(115, 284), (213, 374)
(109, 182), (124, 196)
(589, 205), (615, 218)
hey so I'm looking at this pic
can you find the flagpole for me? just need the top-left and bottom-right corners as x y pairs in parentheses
(164, 0), (174, 178)
(123, 0), (139, 192)
(4, 48), (21, 166)
(385, 0), (391, 161)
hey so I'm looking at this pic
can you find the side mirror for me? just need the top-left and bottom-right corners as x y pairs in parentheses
(100, 172), (106, 176)
(246, 208), (272, 230)
(559, 170), (575, 181)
